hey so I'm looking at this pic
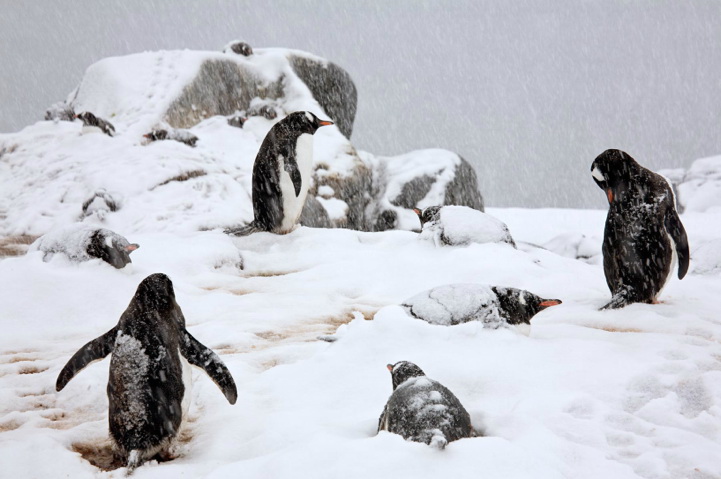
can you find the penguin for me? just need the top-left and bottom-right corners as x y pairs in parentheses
(143, 128), (198, 147)
(225, 111), (334, 236)
(31, 224), (139, 269)
(414, 205), (516, 247)
(227, 113), (247, 129)
(247, 103), (278, 120)
(56, 273), (237, 474)
(223, 40), (253, 56)
(378, 361), (473, 449)
(591, 149), (690, 310)
(401, 283), (561, 335)
(75, 112), (115, 136)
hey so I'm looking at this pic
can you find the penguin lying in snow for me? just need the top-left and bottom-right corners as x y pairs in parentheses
(56, 273), (237, 474)
(378, 361), (473, 449)
(31, 224), (138, 269)
(401, 284), (561, 335)
(223, 40), (253, 56)
(414, 206), (516, 247)
(225, 111), (333, 236)
(75, 112), (115, 136)
(143, 128), (198, 147)
(591, 149), (689, 310)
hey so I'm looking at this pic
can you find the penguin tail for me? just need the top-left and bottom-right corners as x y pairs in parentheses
(224, 221), (262, 237)
(125, 450), (142, 476)
(429, 432), (448, 450)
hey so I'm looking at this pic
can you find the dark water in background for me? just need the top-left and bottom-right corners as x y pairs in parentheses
(2, 0), (720, 209)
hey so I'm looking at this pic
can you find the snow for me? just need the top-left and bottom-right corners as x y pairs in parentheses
(420, 206), (515, 247)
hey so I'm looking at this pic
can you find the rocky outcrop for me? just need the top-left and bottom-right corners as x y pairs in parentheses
(660, 156), (721, 213)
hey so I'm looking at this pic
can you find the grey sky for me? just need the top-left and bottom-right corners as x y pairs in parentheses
(2, 0), (720, 208)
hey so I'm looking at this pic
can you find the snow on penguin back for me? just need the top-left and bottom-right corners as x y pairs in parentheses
(414, 205), (516, 247)
(30, 224), (139, 269)
(378, 361), (473, 449)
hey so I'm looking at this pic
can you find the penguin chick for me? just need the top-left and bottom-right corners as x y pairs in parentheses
(414, 205), (516, 247)
(378, 361), (473, 448)
(591, 149), (689, 310)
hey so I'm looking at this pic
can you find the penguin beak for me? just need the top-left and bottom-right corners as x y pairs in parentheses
(126, 244), (140, 253)
(606, 189), (614, 203)
(386, 364), (394, 371)
(318, 120), (334, 127)
(539, 299), (562, 309)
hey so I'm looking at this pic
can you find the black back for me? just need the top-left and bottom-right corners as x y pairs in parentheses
(76, 111), (115, 136)
(379, 361), (472, 447)
(251, 111), (328, 231)
(591, 150), (690, 309)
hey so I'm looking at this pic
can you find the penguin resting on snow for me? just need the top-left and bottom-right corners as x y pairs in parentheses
(31, 224), (138, 269)
(56, 273), (237, 474)
(401, 283), (561, 335)
(378, 361), (473, 449)
(414, 205), (516, 247)
(591, 149), (689, 310)
(75, 112), (116, 137)
(225, 111), (333, 236)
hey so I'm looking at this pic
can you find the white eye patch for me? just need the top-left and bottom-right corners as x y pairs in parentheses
(591, 166), (606, 182)
(305, 111), (313, 122)
(518, 291), (526, 305)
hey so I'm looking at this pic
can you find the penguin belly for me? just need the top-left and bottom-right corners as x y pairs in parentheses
(277, 133), (314, 233)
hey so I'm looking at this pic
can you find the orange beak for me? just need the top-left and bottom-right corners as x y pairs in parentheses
(318, 120), (334, 127)
(386, 364), (393, 371)
(126, 244), (140, 252)
(412, 208), (422, 216)
(539, 299), (562, 308)
(606, 189), (614, 203)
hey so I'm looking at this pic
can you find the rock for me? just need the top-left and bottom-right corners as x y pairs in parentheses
(289, 55), (357, 139)
(299, 195), (332, 228)
(671, 155), (721, 213)
(691, 240), (721, 275)
(45, 102), (75, 122)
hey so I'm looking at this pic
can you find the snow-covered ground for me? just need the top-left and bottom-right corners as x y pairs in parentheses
(0, 206), (720, 478)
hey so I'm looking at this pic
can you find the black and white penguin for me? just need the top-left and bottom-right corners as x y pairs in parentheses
(401, 283), (561, 334)
(143, 128), (198, 147)
(378, 361), (473, 449)
(414, 205), (516, 247)
(75, 112), (115, 136)
(591, 149), (690, 309)
(223, 40), (253, 56)
(31, 224), (139, 269)
(56, 273), (237, 474)
(225, 111), (333, 236)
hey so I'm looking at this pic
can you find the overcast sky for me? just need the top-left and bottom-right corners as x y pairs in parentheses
(2, 0), (720, 208)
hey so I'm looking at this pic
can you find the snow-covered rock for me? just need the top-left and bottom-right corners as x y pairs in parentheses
(691, 239), (721, 275)
(660, 155), (721, 213)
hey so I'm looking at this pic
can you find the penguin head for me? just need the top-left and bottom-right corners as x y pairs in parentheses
(144, 129), (168, 141)
(74, 112), (97, 126)
(86, 229), (139, 269)
(133, 273), (179, 315)
(492, 287), (562, 325)
(413, 206), (441, 227)
(387, 361), (426, 390)
(229, 41), (253, 56)
(282, 111), (334, 135)
(591, 149), (641, 204)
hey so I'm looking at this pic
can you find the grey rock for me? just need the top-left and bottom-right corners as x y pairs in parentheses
(299, 195), (332, 229)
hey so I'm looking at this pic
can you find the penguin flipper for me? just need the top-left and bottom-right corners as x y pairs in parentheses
(665, 209), (690, 279)
(284, 159), (302, 197)
(180, 331), (238, 404)
(56, 327), (117, 391)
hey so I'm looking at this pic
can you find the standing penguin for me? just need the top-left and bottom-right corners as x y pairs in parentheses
(56, 273), (237, 474)
(378, 361), (473, 448)
(591, 149), (689, 310)
(225, 111), (333, 236)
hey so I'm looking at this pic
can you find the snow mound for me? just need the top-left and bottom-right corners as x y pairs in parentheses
(662, 155), (721, 213)
(419, 206), (515, 247)
(543, 232), (602, 264)
(401, 284), (502, 327)
(691, 239), (721, 275)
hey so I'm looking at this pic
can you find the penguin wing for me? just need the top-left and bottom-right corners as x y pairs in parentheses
(665, 208), (690, 279)
(56, 327), (117, 391)
(180, 331), (238, 404)
(283, 156), (303, 197)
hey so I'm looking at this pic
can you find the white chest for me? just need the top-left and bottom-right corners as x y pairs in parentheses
(278, 133), (314, 233)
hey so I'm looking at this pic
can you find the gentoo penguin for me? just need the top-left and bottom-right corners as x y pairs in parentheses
(56, 273), (237, 474)
(143, 128), (198, 147)
(227, 113), (247, 129)
(414, 205), (516, 247)
(401, 283), (561, 335)
(378, 361), (473, 448)
(247, 103), (278, 120)
(591, 149), (690, 309)
(31, 224), (138, 269)
(75, 112), (115, 136)
(225, 111), (333, 236)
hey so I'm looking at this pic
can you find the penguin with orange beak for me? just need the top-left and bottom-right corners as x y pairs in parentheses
(591, 149), (689, 309)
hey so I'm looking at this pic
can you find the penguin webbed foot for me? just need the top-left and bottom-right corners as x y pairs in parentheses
(224, 223), (260, 237)
(600, 294), (630, 311)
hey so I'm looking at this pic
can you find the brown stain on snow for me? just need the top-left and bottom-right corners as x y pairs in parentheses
(0, 235), (37, 257)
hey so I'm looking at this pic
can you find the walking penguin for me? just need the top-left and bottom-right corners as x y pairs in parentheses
(591, 149), (689, 309)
